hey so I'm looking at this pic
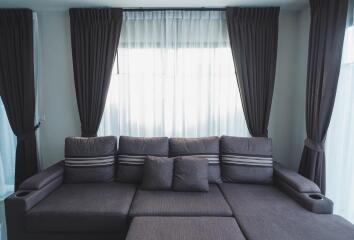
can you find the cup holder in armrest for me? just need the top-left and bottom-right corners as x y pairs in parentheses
(309, 194), (323, 200)
(15, 191), (31, 198)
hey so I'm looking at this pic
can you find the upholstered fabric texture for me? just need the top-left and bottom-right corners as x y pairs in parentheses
(173, 156), (209, 192)
(219, 183), (354, 240)
(169, 137), (222, 183)
(64, 136), (117, 183)
(126, 217), (246, 240)
(141, 156), (174, 190)
(19, 161), (64, 190)
(116, 136), (169, 183)
(220, 136), (273, 184)
(26, 182), (136, 233)
(129, 184), (232, 217)
(274, 163), (320, 193)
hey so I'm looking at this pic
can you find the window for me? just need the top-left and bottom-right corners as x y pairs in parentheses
(326, 23), (354, 223)
(0, 100), (16, 196)
(99, 10), (248, 138)
(0, 98), (16, 239)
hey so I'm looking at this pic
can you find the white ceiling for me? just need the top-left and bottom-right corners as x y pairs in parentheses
(0, 0), (308, 11)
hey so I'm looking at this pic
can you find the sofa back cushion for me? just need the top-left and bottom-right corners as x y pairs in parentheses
(64, 136), (117, 183)
(169, 137), (221, 183)
(220, 136), (273, 184)
(116, 136), (169, 183)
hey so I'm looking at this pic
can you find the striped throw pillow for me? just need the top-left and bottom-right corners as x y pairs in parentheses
(220, 136), (273, 184)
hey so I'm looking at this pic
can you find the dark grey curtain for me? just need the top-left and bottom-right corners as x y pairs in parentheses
(0, 9), (38, 190)
(226, 7), (279, 137)
(299, 0), (348, 194)
(69, 8), (123, 137)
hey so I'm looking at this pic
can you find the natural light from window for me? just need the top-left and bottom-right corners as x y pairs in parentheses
(98, 11), (248, 138)
(326, 25), (354, 223)
(99, 47), (248, 138)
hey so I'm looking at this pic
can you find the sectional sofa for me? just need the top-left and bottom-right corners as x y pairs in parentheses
(5, 136), (354, 240)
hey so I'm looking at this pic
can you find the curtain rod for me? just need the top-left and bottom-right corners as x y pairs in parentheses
(123, 8), (226, 12)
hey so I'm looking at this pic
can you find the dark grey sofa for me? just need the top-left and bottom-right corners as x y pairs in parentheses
(5, 136), (354, 240)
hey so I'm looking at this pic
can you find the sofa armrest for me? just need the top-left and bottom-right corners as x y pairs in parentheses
(274, 163), (320, 193)
(274, 163), (333, 214)
(19, 160), (64, 190)
(5, 161), (64, 240)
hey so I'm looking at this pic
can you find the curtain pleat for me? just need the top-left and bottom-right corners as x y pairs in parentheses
(298, 0), (348, 194)
(69, 8), (123, 137)
(226, 7), (279, 137)
(0, 9), (38, 190)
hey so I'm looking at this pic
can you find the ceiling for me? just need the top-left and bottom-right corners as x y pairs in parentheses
(0, 0), (308, 11)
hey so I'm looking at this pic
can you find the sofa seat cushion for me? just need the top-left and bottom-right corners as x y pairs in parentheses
(26, 183), (136, 233)
(126, 217), (246, 240)
(219, 183), (354, 240)
(129, 184), (232, 217)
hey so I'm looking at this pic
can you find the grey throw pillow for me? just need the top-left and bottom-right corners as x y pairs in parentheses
(173, 156), (209, 192)
(141, 156), (174, 190)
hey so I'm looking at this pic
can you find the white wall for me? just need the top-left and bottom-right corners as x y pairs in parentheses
(36, 8), (311, 170)
(269, 7), (310, 170)
(37, 12), (81, 168)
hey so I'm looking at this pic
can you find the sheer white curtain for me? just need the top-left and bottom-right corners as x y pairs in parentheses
(99, 10), (248, 138)
(0, 100), (16, 197)
(0, 98), (16, 239)
(326, 1), (354, 224)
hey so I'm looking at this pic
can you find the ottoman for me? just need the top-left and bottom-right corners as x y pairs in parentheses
(126, 217), (246, 240)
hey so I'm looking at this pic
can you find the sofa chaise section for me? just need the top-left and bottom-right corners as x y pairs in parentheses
(219, 183), (354, 240)
(5, 159), (137, 240)
(129, 184), (232, 217)
(26, 182), (136, 233)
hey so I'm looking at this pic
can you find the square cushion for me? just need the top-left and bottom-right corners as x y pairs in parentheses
(126, 217), (246, 240)
(169, 137), (221, 183)
(220, 136), (273, 184)
(26, 183), (136, 233)
(141, 156), (174, 190)
(64, 136), (117, 183)
(173, 157), (209, 192)
(129, 184), (232, 217)
(219, 183), (354, 240)
(116, 136), (169, 183)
